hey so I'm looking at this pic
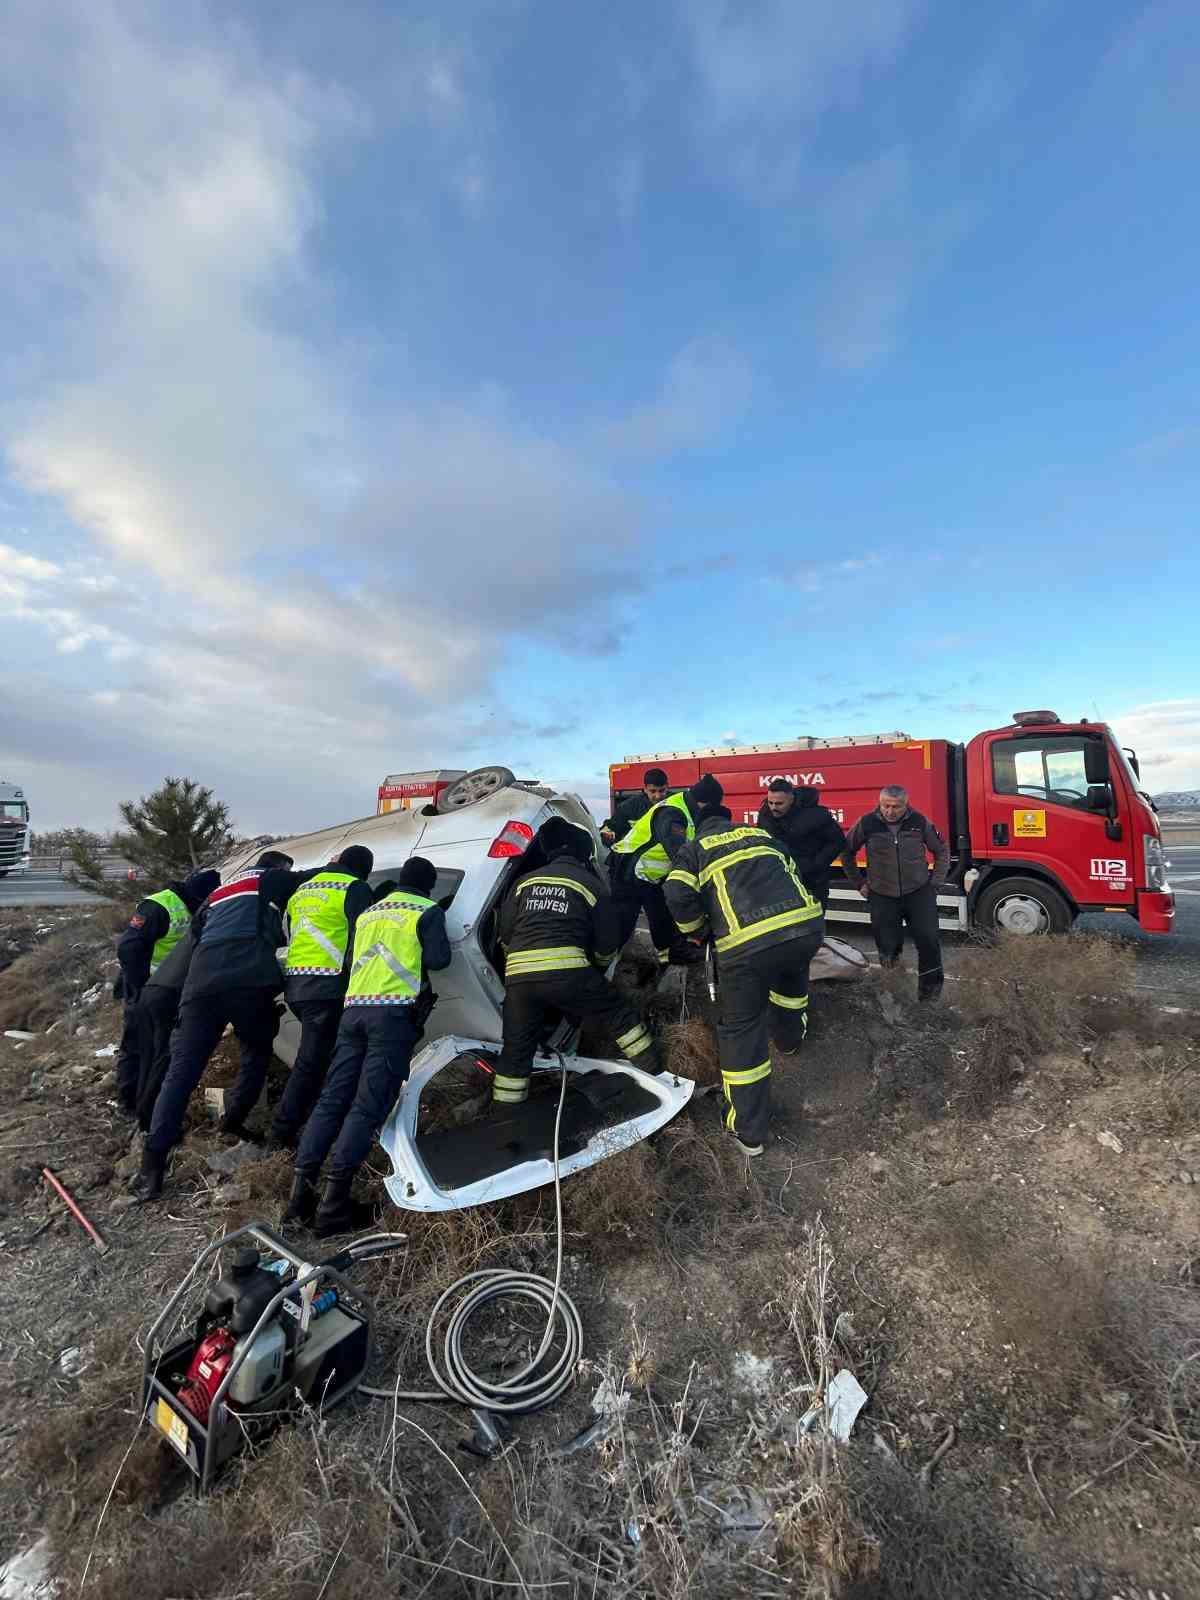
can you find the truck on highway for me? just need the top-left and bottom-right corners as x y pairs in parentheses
(0, 778), (30, 878)
(609, 711), (1175, 937)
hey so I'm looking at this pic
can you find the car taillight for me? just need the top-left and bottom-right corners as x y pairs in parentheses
(488, 820), (534, 858)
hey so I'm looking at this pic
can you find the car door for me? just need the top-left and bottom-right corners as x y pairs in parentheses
(982, 731), (1135, 908)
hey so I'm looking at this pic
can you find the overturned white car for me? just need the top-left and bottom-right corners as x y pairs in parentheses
(222, 768), (694, 1212)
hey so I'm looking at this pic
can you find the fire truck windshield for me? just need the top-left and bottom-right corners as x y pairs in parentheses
(1, 801), (27, 821)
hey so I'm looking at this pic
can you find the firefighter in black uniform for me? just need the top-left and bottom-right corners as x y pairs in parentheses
(131, 849), (295, 1200)
(491, 816), (661, 1107)
(664, 778), (823, 1157)
(113, 869), (219, 1116)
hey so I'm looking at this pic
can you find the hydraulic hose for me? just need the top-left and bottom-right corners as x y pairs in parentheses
(357, 1054), (583, 1414)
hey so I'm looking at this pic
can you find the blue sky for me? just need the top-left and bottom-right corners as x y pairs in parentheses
(1, 0), (1197, 833)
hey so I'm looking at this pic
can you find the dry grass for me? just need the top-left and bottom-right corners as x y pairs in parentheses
(0, 908), (117, 1032)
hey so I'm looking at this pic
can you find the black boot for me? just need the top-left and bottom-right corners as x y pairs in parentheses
(312, 1175), (356, 1239)
(266, 1122), (298, 1152)
(281, 1171), (318, 1228)
(128, 1148), (165, 1202)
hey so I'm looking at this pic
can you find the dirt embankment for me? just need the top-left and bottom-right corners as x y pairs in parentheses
(0, 910), (1197, 1599)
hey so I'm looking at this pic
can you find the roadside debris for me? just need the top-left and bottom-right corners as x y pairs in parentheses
(205, 1141), (269, 1175)
(3, 1030), (37, 1042)
(825, 1368), (869, 1441)
(41, 1167), (109, 1255)
(591, 1376), (631, 1418)
(698, 1484), (770, 1544)
(1096, 1130), (1124, 1155)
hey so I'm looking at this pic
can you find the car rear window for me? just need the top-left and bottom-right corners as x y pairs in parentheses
(368, 867), (464, 909)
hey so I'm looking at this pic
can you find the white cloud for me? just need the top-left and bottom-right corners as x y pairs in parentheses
(594, 336), (754, 461)
(683, 0), (921, 124)
(1109, 699), (1200, 790)
(0, 1), (651, 829)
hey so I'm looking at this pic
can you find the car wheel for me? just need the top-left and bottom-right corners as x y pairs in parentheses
(436, 766), (517, 813)
(974, 875), (1072, 935)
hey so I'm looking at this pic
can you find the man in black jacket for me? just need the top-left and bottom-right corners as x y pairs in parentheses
(131, 849), (295, 1199)
(757, 780), (846, 910)
(113, 868), (220, 1114)
(602, 767), (669, 950)
(841, 786), (950, 1001)
(492, 815), (660, 1108)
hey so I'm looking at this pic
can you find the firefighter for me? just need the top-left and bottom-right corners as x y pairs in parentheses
(283, 857), (451, 1237)
(113, 868), (219, 1116)
(664, 778), (824, 1157)
(490, 815), (660, 1110)
(131, 849), (296, 1201)
(266, 844), (382, 1150)
(609, 775), (705, 964)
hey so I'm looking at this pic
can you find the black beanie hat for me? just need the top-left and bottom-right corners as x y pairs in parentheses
(256, 849), (294, 869)
(398, 856), (437, 896)
(182, 868), (220, 907)
(538, 815), (596, 864)
(688, 773), (724, 810)
(336, 844), (374, 880)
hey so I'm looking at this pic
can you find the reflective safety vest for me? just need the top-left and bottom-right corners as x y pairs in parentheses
(611, 792), (693, 883)
(344, 891), (434, 1007)
(146, 888), (191, 972)
(284, 870), (355, 976)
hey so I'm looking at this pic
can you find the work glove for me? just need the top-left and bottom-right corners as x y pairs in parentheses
(112, 974), (125, 1001)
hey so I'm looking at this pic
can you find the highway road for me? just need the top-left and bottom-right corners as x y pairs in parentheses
(0, 870), (107, 908)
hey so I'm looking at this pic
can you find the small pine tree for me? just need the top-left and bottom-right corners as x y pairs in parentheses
(113, 777), (234, 884)
(59, 829), (111, 893)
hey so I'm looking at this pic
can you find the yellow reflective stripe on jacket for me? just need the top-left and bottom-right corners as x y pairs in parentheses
(722, 1060), (772, 1086)
(505, 945), (591, 976)
(517, 873), (597, 907)
(698, 845), (782, 887)
(698, 826), (771, 851)
(666, 867), (699, 890)
(673, 915), (706, 934)
(769, 990), (809, 1010)
(716, 905), (820, 954)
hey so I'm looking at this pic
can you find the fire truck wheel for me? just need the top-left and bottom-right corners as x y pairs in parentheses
(436, 766), (517, 813)
(974, 875), (1072, 936)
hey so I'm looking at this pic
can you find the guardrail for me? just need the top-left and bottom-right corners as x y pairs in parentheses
(28, 854), (136, 879)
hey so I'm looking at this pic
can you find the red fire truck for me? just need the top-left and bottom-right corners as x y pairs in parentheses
(377, 769), (467, 814)
(608, 713), (1174, 937)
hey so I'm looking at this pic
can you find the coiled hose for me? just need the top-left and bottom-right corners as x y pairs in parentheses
(356, 1054), (583, 1414)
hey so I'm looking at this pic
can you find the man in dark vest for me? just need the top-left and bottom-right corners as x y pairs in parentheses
(130, 849), (295, 1200)
(113, 869), (219, 1115)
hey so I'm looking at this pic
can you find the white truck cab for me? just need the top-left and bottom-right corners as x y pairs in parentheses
(0, 780), (30, 877)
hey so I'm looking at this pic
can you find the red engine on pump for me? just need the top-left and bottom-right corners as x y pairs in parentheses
(176, 1327), (236, 1424)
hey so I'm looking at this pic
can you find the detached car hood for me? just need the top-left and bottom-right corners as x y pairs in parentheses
(379, 1036), (694, 1212)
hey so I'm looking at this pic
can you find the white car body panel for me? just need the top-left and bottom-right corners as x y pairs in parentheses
(220, 785), (601, 1068)
(380, 1036), (695, 1212)
(219, 785), (694, 1209)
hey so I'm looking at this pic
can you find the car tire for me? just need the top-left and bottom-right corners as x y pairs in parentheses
(436, 766), (517, 813)
(974, 875), (1073, 936)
